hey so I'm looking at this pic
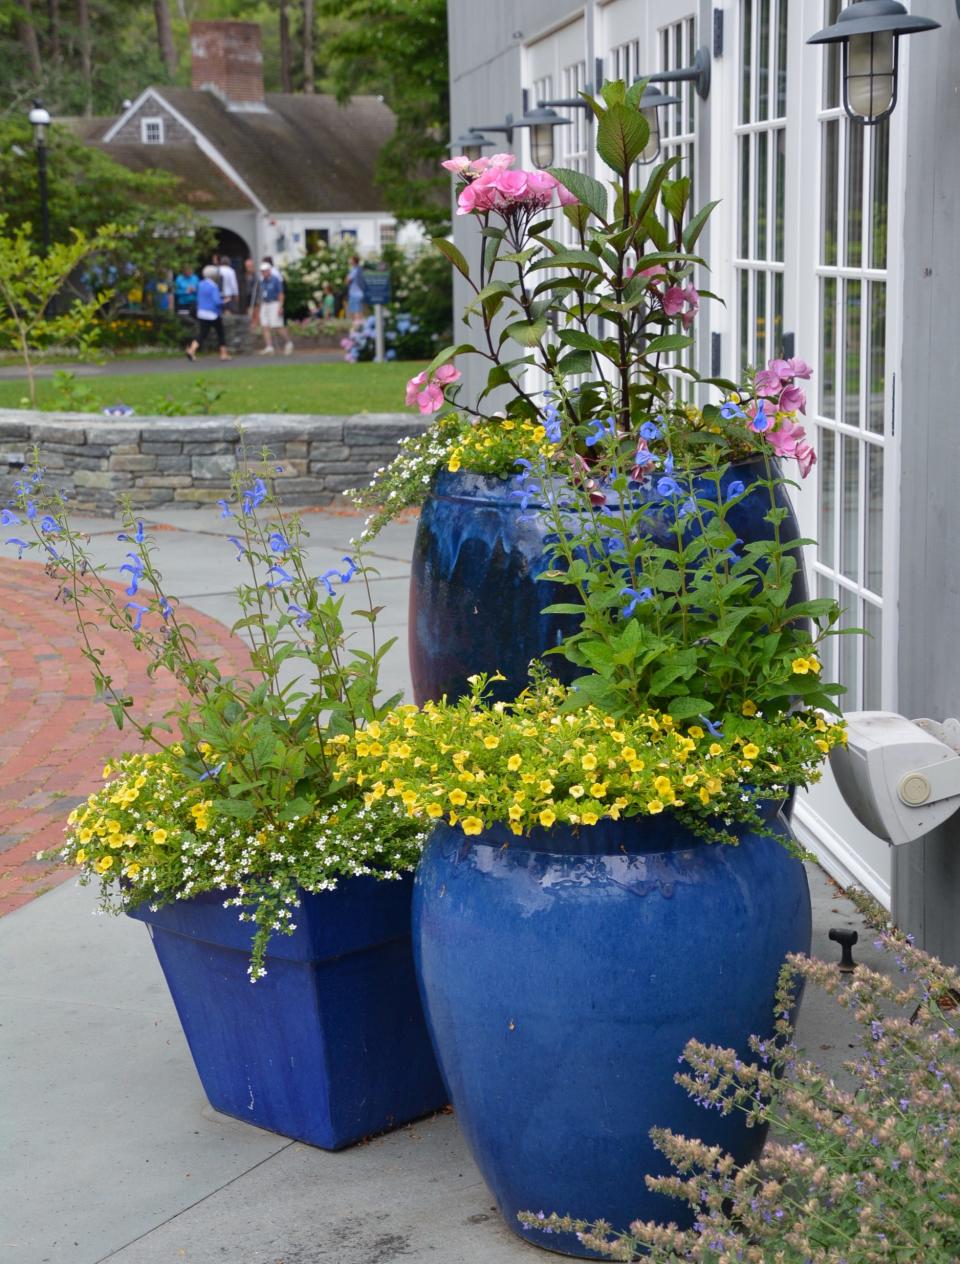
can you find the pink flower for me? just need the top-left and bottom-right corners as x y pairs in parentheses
(456, 182), (479, 215)
(416, 383), (444, 414)
(680, 283), (699, 329)
(639, 264), (667, 280)
(441, 156), (472, 174)
(405, 370), (429, 406)
(770, 356), (813, 380)
(754, 368), (783, 398)
(491, 167), (529, 200)
(487, 153), (516, 169)
(778, 384), (807, 414)
(434, 363), (461, 386)
(662, 286), (685, 316)
(764, 417), (807, 457)
(795, 440), (817, 478)
(555, 181), (578, 207)
(767, 359), (792, 382)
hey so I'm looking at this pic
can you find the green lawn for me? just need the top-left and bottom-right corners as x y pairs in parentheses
(0, 361), (426, 416)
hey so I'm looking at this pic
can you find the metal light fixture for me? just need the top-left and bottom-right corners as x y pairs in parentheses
(640, 47), (712, 102)
(634, 84), (682, 164)
(449, 129), (494, 162)
(808, 1), (939, 125)
(472, 91), (571, 170)
(27, 98), (51, 253)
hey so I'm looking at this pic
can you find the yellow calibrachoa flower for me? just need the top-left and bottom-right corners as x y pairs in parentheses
(461, 816), (484, 835)
(483, 735), (500, 750)
(742, 743), (761, 761)
(94, 855), (114, 873)
(647, 799), (665, 814)
(792, 658), (812, 675)
(152, 828), (168, 845)
(507, 754), (522, 771)
(426, 802), (443, 818)
(581, 753), (598, 771)
(448, 788), (467, 806)
(75, 848), (88, 865)
(539, 808), (557, 828)
(125, 863), (141, 878)
(741, 700), (758, 717)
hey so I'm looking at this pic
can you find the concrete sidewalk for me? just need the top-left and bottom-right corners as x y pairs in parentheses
(0, 507), (891, 1264)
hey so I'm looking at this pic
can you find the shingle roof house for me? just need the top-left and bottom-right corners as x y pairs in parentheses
(75, 20), (411, 266)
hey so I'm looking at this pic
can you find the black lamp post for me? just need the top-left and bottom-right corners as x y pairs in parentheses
(642, 47), (712, 102)
(28, 98), (51, 254)
(808, 1), (939, 124)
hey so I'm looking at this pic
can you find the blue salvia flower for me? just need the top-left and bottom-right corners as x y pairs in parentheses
(241, 478), (268, 516)
(657, 476), (683, 498)
(720, 401), (746, 420)
(125, 601), (149, 630)
(726, 480), (746, 500)
(216, 499), (233, 519)
(319, 571), (338, 596)
(159, 596), (173, 621)
(5, 537), (30, 557)
(287, 602), (310, 626)
(119, 553), (145, 597)
(1, 509), (21, 526)
(266, 565), (294, 589)
(199, 761), (225, 781)
(678, 496), (697, 519)
(338, 557), (358, 582)
(227, 535), (245, 556)
(39, 515), (59, 534)
(116, 519), (145, 544)
(542, 405), (562, 444)
(699, 714), (724, 738)
(268, 531), (289, 554)
(663, 451), (675, 475)
(584, 416), (616, 447)
(621, 586), (653, 617)
(25, 500), (37, 520)
(640, 420), (661, 441)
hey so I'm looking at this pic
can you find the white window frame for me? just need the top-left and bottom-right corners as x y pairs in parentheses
(140, 116), (165, 145)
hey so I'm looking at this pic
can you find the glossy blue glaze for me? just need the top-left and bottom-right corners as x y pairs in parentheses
(128, 874), (447, 1150)
(409, 457), (807, 705)
(413, 814), (811, 1257)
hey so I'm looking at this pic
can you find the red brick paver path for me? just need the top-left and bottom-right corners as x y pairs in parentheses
(0, 559), (251, 916)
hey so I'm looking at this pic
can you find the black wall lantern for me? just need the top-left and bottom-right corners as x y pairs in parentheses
(449, 129), (494, 162)
(808, 1), (939, 125)
(471, 91), (572, 170)
(634, 84), (683, 164)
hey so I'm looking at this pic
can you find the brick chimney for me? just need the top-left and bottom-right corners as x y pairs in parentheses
(190, 21), (264, 108)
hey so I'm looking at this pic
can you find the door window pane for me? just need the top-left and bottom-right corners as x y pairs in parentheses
(818, 573), (838, 681)
(821, 119), (839, 266)
(823, 0), (842, 109)
(754, 270), (767, 365)
(870, 120), (889, 270)
(758, 0), (770, 120)
(863, 600), (883, 709)
(741, 0), (753, 123)
(740, 136), (751, 257)
(840, 597), (861, 710)
(867, 282), (886, 434)
(845, 121), (864, 268)
(818, 426), (836, 568)
(865, 443), (884, 596)
(840, 434), (860, 583)
(774, 126), (785, 261)
(842, 278), (861, 427)
(776, 0), (788, 117)
(820, 277), (837, 416)
(756, 131), (768, 258)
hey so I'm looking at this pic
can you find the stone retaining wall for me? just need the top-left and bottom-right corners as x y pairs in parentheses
(0, 410), (429, 514)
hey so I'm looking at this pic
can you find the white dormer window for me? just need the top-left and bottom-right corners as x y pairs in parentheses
(141, 117), (165, 145)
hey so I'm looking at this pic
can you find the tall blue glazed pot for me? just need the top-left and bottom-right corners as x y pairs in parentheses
(128, 874), (447, 1150)
(409, 457), (807, 705)
(413, 813), (811, 1258)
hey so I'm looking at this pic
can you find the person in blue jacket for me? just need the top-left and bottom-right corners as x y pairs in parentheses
(185, 266), (230, 361)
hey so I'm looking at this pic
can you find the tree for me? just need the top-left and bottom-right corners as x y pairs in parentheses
(153, 0), (176, 75)
(302, 0), (314, 93)
(317, 0), (450, 228)
(0, 216), (118, 405)
(278, 0), (292, 92)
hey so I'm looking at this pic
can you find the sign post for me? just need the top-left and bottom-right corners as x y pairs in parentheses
(363, 268), (392, 363)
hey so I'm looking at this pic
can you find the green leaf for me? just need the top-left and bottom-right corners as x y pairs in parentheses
(529, 249), (604, 275)
(562, 201), (593, 236)
(643, 333), (693, 355)
(600, 80), (627, 107)
(426, 342), (474, 375)
(596, 104), (650, 175)
(547, 167), (609, 222)
(667, 696), (713, 721)
(557, 328), (606, 353)
(683, 200), (720, 251)
(503, 318), (549, 347)
(432, 236), (470, 279)
(557, 349), (594, 377)
(661, 176), (691, 225)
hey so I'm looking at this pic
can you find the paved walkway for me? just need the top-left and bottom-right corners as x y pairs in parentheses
(0, 558), (252, 916)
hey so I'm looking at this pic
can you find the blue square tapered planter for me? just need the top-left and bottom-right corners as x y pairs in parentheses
(128, 874), (448, 1150)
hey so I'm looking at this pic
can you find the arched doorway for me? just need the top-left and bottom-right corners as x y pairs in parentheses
(207, 226), (252, 311)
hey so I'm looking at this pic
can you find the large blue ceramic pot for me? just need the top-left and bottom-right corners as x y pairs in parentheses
(413, 812), (811, 1258)
(409, 456), (807, 705)
(129, 874), (447, 1150)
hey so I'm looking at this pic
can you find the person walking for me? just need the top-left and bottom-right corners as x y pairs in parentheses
(252, 260), (293, 356)
(320, 281), (337, 319)
(344, 254), (370, 327)
(185, 265), (230, 361)
(216, 253), (239, 313)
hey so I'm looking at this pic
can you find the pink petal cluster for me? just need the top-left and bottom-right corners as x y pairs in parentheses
(661, 282), (700, 329)
(751, 356), (817, 478)
(451, 155), (577, 216)
(405, 363), (462, 415)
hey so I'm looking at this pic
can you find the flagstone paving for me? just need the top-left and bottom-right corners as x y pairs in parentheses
(0, 557), (252, 916)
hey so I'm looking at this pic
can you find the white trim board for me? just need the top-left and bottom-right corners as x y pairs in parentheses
(102, 88), (267, 215)
(792, 798), (891, 909)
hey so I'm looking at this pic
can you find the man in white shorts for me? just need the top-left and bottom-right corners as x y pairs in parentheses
(252, 260), (293, 356)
